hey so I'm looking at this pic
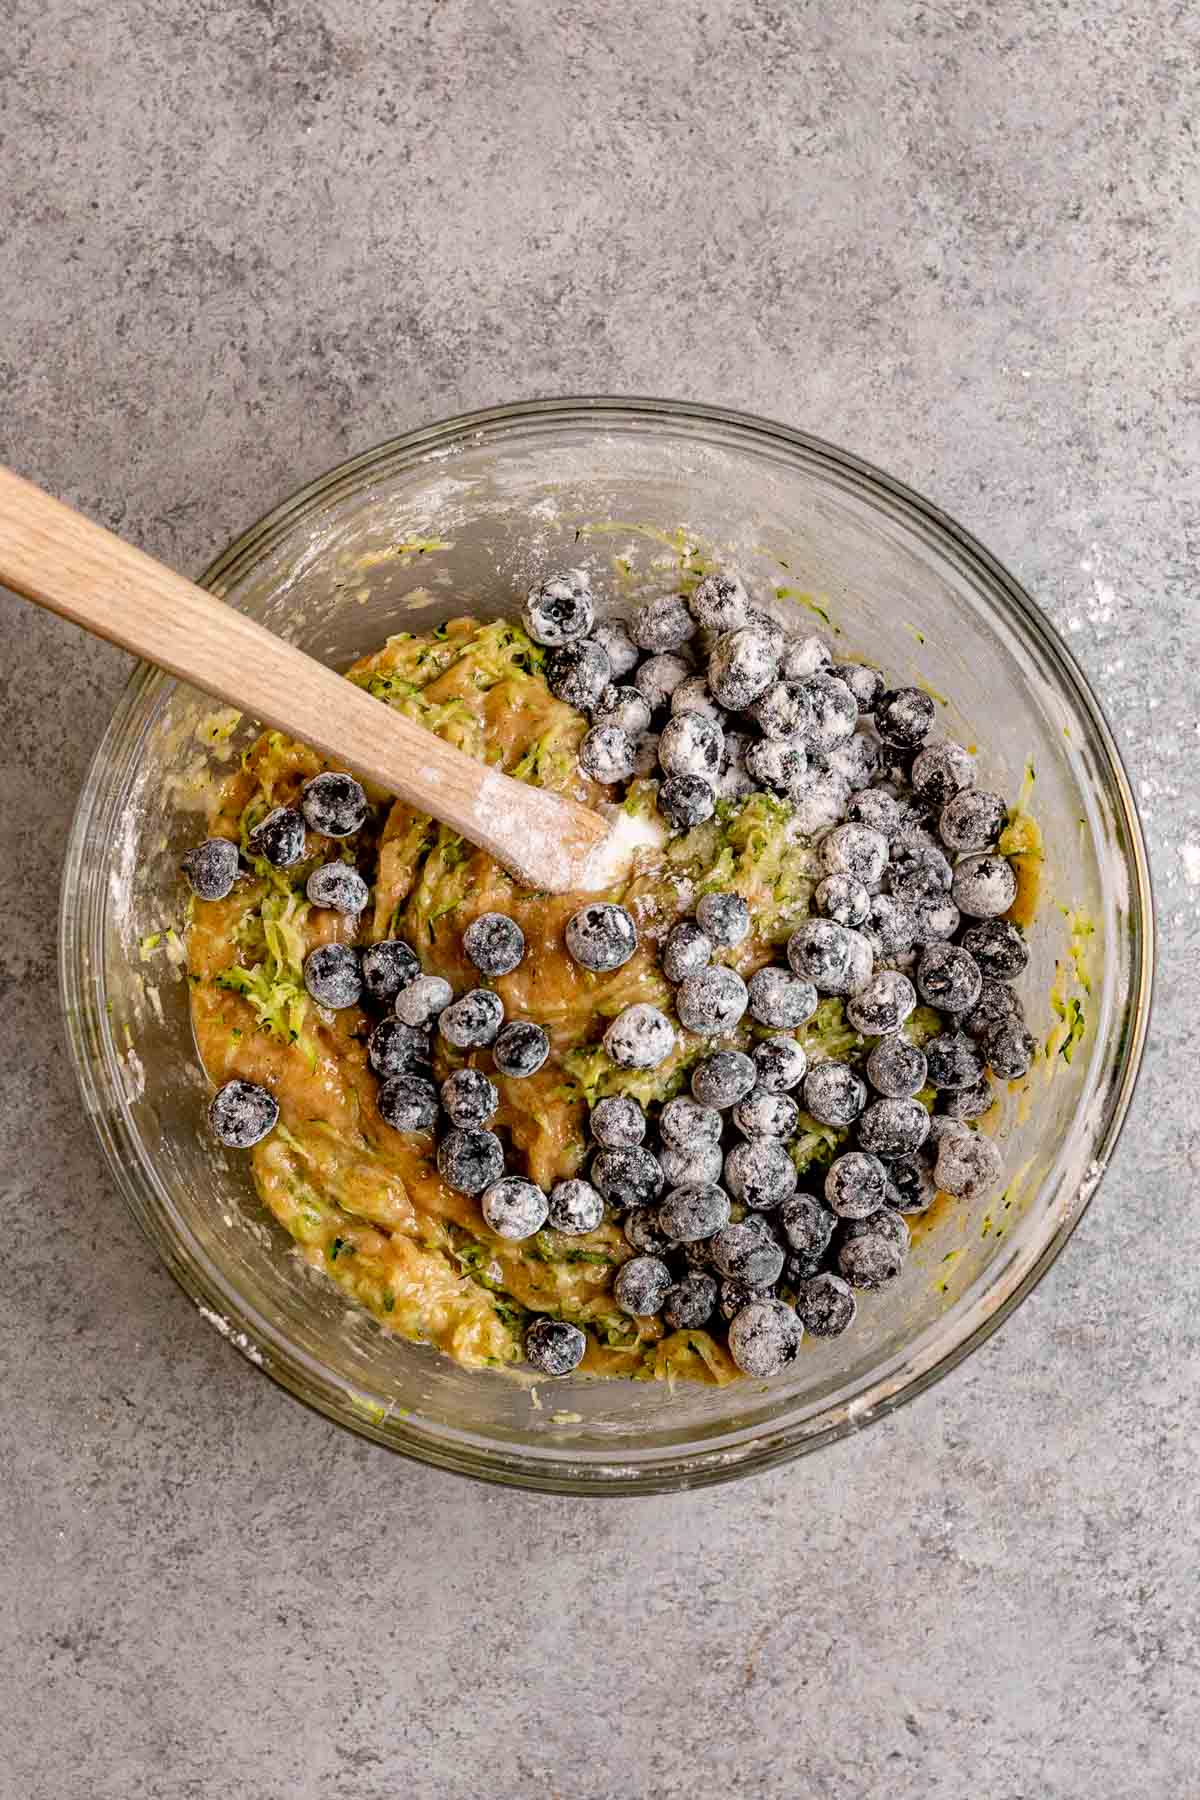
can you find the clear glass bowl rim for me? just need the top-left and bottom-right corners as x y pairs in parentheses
(59, 394), (1155, 1494)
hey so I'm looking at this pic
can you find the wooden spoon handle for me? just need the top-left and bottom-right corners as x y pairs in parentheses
(0, 465), (608, 891)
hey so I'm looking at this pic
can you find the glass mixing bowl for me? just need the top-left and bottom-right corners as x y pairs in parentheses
(60, 397), (1153, 1493)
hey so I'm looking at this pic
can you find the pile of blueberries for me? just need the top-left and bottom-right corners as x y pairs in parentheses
(190, 562), (1037, 1386)
(511, 565), (1036, 1378)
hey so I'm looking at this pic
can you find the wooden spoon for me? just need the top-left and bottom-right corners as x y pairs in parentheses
(0, 465), (612, 892)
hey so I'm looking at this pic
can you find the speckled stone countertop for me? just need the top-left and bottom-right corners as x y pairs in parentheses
(2, 4), (1196, 1796)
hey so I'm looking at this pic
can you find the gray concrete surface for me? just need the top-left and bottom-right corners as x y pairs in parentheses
(2, 3), (1197, 1795)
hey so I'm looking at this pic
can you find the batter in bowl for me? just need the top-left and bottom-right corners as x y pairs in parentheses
(184, 575), (1035, 1384)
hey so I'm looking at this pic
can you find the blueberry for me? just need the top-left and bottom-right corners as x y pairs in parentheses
(592, 619), (640, 680)
(748, 681), (804, 740)
(865, 1037), (927, 1099)
(787, 919), (874, 997)
(659, 1141), (725, 1188)
(712, 1221), (786, 1287)
(961, 918), (1029, 982)
(546, 1178), (605, 1235)
(632, 594), (697, 654)
(676, 965), (749, 1036)
(437, 1127), (505, 1196)
(747, 967), (818, 1029)
(565, 901), (638, 974)
(841, 1206), (911, 1256)
(481, 1175), (549, 1241)
(394, 973), (454, 1026)
(658, 710), (724, 783)
(822, 730), (880, 791)
(911, 893), (962, 946)
(752, 1034), (808, 1094)
(591, 1146), (665, 1209)
(182, 837), (239, 901)
(695, 891), (751, 947)
(248, 805), (307, 868)
(623, 1208), (672, 1255)
(797, 674), (858, 750)
(745, 737), (808, 797)
(689, 571), (751, 633)
(915, 943), (981, 1016)
(718, 1277), (774, 1322)
(924, 1031), (987, 1091)
(635, 651), (692, 712)
(834, 663), (884, 712)
(733, 1090), (800, 1139)
(663, 1271), (719, 1331)
(659, 1096), (723, 1149)
(439, 988), (505, 1049)
(939, 789), (1007, 853)
(306, 861), (369, 915)
(661, 921), (713, 985)
(492, 1020), (551, 1079)
(791, 772), (856, 841)
(884, 1154), (938, 1214)
(603, 1004), (675, 1070)
(780, 634), (832, 682)
(592, 682), (653, 738)
(815, 874), (870, 929)
(368, 1017), (431, 1077)
(819, 822), (889, 888)
(377, 1074), (439, 1132)
(888, 841), (953, 905)
(794, 1272), (857, 1337)
(463, 911), (526, 978)
(546, 638), (612, 710)
(360, 938), (420, 1007)
(951, 853), (1018, 919)
(590, 1095), (647, 1147)
(934, 1127), (1003, 1200)
(658, 1183), (732, 1243)
(963, 978), (1022, 1041)
(846, 969), (917, 1036)
(838, 1229), (905, 1289)
(847, 788), (901, 837)
(525, 1316), (587, 1376)
(303, 943), (362, 1010)
(824, 1150), (888, 1219)
(911, 741), (975, 810)
(707, 626), (779, 709)
(301, 772), (368, 838)
(928, 1113), (970, 1149)
(777, 1192), (836, 1269)
(614, 1254), (673, 1317)
(940, 1076), (995, 1120)
(983, 1019), (1037, 1080)
(670, 675), (724, 722)
(727, 1298), (803, 1375)
(875, 687), (935, 748)
(802, 1061), (867, 1127)
(523, 569), (595, 646)
(657, 775), (715, 830)
(209, 1079), (278, 1148)
(864, 893), (918, 962)
(579, 723), (637, 784)
(857, 1097), (931, 1157)
(724, 1138), (798, 1210)
(440, 1067), (499, 1128)
(877, 746), (916, 789)
(692, 1049), (757, 1109)
(716, 728), (757, 800)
